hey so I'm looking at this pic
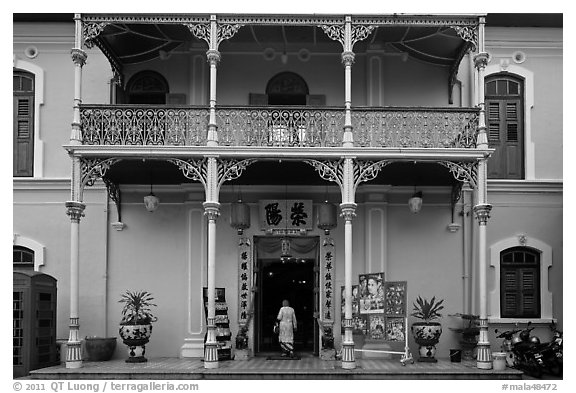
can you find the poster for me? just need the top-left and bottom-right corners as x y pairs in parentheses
(358, 272), (385, 314)
(385, 317), (406, 342)
(368, 314), (386, 340)
(384, 281), (408, 316)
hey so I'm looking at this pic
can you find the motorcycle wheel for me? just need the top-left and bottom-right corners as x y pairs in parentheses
(548, 359), (562, 377)
(527, 359), (543, 379)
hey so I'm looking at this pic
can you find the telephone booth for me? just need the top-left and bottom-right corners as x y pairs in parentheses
(13, 271), (58, 378)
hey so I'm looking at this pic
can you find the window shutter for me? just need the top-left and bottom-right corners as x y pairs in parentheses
(520, 269), (539, 317)
(13, 95), (34, 177)
(501, 268), (519, 317)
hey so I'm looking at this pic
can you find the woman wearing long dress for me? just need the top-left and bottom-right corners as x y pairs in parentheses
(276, 299), (297, 357)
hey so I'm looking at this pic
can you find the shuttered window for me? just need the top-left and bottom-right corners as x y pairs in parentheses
(13, 71), (35, 177)
(500, 247), (540, 318)
(485, 75), (524, 179)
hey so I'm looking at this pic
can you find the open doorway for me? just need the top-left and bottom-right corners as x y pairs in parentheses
(254, 236), (319, 356)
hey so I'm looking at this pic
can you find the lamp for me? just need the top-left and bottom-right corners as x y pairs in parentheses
(408, 191), (423, 214)
(317, 200), (337, 235)
(143, 183), (159, 213)
(230, 198), (250, 235)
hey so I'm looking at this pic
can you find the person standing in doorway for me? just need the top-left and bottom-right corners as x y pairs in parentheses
(276, 299), (297, 357)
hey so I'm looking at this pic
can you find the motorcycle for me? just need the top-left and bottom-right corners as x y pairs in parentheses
(495, 326), (521, 367)
(537, 322), (562, 377)
(496, 322), (563, 378)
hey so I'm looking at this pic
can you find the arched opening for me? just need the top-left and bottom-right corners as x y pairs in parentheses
(126, 70), (169, 104)
(266, 72), (309, 105)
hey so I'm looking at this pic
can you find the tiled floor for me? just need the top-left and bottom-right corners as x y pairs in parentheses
(28, 355), (525, 380)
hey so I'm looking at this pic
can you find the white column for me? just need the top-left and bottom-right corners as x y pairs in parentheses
(472, 16), (493, 370)
(65, 200), (85, 368)
(340, 158), (356, 369)
(203, 157), (220, 368)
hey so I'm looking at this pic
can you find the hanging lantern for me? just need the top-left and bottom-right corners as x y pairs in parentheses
(143, 193), (159, 212)
(143, 183), (159, 212)
(408, 191), (423, 214)
(317, 200), (337, 235)
(230, 199), (251, 235)
(280, 237), (292, 263)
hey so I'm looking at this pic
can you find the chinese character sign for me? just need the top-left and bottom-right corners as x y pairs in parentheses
(259, 200), (313, 231)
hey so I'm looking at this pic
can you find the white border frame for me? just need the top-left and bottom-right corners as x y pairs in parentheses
(13, 57), (45, 178)
(13, 233), (46, 271)
(488, 235), (553, 323)
(485, 63), (535, 180)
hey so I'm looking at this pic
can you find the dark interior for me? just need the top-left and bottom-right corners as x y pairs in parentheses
(257, 257), (315, 354)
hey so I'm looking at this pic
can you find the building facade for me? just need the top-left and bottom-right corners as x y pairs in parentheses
(12, 13), (562, 371)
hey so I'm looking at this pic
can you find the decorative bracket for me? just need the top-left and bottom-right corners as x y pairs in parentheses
(319, 23), (376, 52)
(168, 157), (256, 201)
(304, 158), (390, 203)
(79, 158), (121, 200)
(102, 177), (122, 224)
(185, 22), (243, 48)
(438, 161), (478, 189)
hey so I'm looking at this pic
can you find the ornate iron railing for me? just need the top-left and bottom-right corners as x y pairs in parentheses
(352, 108), (478, 148)
(216, 106), (345, 147)
(80, 105), (209, 146)
(79, 105), (479, 148)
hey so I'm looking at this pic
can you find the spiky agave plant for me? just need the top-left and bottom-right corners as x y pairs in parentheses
(411, 296), (445, 323)
(119, 290), (158, 325)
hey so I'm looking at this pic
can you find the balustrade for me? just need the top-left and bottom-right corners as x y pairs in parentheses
(79, 105), (478, 149)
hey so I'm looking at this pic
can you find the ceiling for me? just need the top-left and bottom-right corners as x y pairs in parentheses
(93, 22), (468, 67)
(104, 159), (457, 187)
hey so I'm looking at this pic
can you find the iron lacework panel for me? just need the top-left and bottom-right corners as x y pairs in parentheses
(79, 105), (479, 149)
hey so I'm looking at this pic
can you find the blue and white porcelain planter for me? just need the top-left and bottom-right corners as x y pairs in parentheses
(411, 322), (442, 362)
(119, 324), (153, 363)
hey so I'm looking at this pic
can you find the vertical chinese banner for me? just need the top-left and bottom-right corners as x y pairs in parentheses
(238, 237), (252, 325)
(321, 237), (335, 323)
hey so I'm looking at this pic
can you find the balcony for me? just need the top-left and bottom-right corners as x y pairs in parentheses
(80, 105), (479, 149)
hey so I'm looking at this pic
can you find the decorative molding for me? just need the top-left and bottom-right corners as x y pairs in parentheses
(13, 234), (46, 271)
(488, 236), (554, 321)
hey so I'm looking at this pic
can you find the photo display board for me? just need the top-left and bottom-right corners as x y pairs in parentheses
(203, 287), (232, 360)
(341, 275), (407, 342)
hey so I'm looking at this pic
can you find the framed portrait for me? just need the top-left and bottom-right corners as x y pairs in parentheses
(358, 272), (385, 314)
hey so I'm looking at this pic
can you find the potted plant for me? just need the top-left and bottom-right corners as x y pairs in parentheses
(410, 295), (444, 362)
(118, 290), (158, 363)
(449, 313), (480, 360)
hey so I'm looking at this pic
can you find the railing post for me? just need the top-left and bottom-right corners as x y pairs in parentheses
(342, 17), (355, 147)
(207, 15), (220, 147)
(70, 14), (86, 145)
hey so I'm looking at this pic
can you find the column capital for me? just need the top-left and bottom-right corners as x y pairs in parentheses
(340, 202), (357, 221)
(206, 49), (221, 64)
(473, 52), (490, 69)
(473, 203), (492, 224)
(65, 201), (86, 222)
(203, 201), (221, 220)
(341, 51), (355, 67)
(71, 48), (87, 66)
